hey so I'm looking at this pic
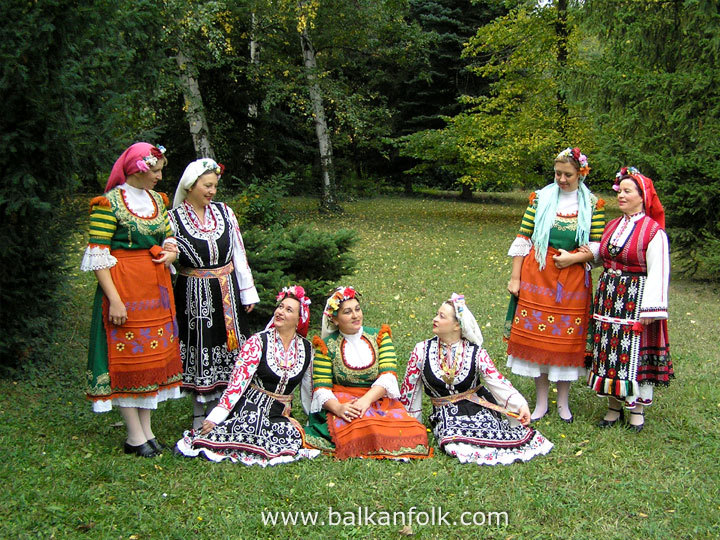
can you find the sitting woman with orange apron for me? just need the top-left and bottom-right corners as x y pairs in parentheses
(305, 286), (431, 460)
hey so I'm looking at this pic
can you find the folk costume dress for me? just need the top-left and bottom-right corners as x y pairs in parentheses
(505, 188), (605, 381)
(305, 326), (431, 460)
(401, 337), (552, 465)
(169, 201), (258, 402)
(587, 212), (672, 406)
(175, 328), (320, 465)
(81, 184), (183, 412)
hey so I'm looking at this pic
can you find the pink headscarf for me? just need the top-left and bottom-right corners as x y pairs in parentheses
(104, 142), (166, 192)
(613, 167), (666, 229)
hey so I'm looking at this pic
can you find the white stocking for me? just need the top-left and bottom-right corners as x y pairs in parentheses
(531, 374), (549, 420)
(138, 408), (154, 441)
(119, 407), (146, 446)
(556, 381), (572, 420)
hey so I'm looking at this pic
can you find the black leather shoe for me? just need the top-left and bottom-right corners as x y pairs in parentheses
(124, 441), (158, 457)
(626, 411), (644, 432)
(147, 438), (164, 453)
(597, 407), (624, 428)
(559, 412), (574, 424)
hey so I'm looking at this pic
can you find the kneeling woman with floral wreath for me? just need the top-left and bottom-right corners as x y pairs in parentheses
(175, 286), (320, 466)
(305, 286), (431, 460)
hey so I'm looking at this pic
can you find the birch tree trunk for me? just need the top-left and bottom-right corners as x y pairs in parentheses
(245, 12), (260, 166)
(299, 26), (341, 212)
(176, 46), (215, 160)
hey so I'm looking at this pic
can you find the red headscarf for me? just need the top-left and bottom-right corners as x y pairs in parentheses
(266, 285), (312, 338)
(104, 143), (166, 192)
(614, 166), (666, 229)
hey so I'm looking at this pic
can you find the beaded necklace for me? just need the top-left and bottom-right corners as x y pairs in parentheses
(437, 339), (464, 386)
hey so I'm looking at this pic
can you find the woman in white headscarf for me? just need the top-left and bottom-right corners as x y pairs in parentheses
(169, 158), (259, 429)
(400, 294), (553, 465)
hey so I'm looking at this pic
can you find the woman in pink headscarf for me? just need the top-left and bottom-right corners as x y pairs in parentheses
(80, 142), (183, 457)
(587, 167), (672, 432)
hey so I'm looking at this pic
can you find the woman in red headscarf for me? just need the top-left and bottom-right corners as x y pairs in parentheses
(81, 142), (182, 457)
(587, 167), (672, 432)
(175, 286), (320, 466)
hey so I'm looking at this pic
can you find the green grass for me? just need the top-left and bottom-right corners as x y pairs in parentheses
(2, 194), (719, 539)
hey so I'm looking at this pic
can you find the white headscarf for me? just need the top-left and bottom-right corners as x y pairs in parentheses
(447, 293), (484, 347)
(173, 158), (223, 208)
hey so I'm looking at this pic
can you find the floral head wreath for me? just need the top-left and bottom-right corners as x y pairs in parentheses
(136, 145), (167, 173)
(323, 286), (359, 319)
(556, 147), (591, 179)
(270, 285), (311, 337)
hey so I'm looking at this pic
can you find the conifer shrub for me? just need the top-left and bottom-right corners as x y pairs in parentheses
(239, 225), (358, 329)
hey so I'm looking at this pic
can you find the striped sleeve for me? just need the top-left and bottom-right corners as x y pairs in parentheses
(311, 336), (334, 390)
(88, 197), (116, 247)
(162, 208), (174, 240)
(590, 198), (606, 242)
(517, 193), (537, 239)
(377, 325), (397, 376)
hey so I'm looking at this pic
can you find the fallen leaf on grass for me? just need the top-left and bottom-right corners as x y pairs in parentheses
(638, 512), (648, 518)
(575, 450), (583, 456)
(399, 525), (414, 536)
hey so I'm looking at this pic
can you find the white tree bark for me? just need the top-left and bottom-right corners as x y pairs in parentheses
(246, 12), (260, 165)
(176, 47), (215, 160)
(299, 26), (340, 212)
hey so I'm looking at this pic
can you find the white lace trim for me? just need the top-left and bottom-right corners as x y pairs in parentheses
(310, 387), (336, 413)
(91, 386), (182, 412)
(445, 434), (553, 466)
(506, 355), (586, 382)
(174, 436), (320, 466)
(507, 236), (531, 257)
(80, 245), (118, 271)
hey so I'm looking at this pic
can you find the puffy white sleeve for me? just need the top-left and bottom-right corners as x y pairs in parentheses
(507, 236), (532, 257)
(399, 342), (425, 421)
(225, 204), (260, 306)
(476, 348), (527, 413)
(80, 246), (117, 271)
(310, 387), (336, 414)
(371, 372), (400, 399)
(639, 230), (670, 319)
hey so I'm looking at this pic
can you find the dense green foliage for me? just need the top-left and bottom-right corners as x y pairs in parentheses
(0, 0), (166, 367)
(578, 0), (720, 277)
(241, 225), (357, 326)
(397, 0), (720, 278)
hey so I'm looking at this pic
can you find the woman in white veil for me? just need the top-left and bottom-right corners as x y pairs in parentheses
(400, 294), (553, 465)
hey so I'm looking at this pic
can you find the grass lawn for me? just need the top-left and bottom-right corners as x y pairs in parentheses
(2, 194), (719, 539)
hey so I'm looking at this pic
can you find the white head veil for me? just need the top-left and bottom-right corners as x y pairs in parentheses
(173, 158), (223, 208)
(447, 293), (484, 347)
